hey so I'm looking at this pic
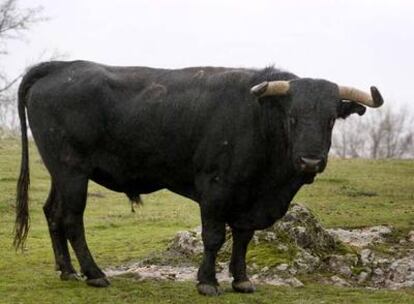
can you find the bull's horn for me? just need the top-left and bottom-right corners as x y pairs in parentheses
(338, 86), (384, 108)
(250, 81), (290, 97)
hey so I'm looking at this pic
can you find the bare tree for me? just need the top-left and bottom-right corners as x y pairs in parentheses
(367, 107), (413, 158)
(331, 106), (414, 159)
(0, 0), (43, 132)
(332, 116), (367, 158)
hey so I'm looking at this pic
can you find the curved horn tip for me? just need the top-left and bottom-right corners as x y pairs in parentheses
(250, 81), (269, 97)
(370, 86), (384, 108)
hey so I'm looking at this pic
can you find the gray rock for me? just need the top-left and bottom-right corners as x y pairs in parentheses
(376, 258), (391, 268)
(294, 249), (320, 273)
(276, 263), (289, 271)
(372, 268), (385, 285)
(105, 203), (414, 291)
(268, 204), (339, 253)
(328, 226), (392, 247)
(264, 232), (277, 242)
(387, 254), (414, 283)
(344, 253), (359, 266)
(277, 244), (289, 252)
(373, 268), (384, 276)
(408, 231), (414, 243)
(261, 266), (269, 272)
(330, 275), (351, 287)
(385, 280), (414, 290)
(358, 271), (369, 283)
(399, 239), (407, 245)
(339, 266), (352, 277)
(265, 275), (304, 287)
(284, 277), (304, 287)
(360, 249), (375, 266)
(168, 230), (203, 255)
(288, 267), (298, 275)
(328, 255), (353, 277)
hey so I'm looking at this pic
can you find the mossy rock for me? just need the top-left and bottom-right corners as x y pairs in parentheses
(143, 203), (348, 269)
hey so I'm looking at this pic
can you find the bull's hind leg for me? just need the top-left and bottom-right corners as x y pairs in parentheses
(55, 172), (109, 287)
(43, 183), (78, 281)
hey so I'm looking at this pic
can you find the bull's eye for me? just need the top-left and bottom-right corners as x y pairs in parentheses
(329, 118), (335, 129)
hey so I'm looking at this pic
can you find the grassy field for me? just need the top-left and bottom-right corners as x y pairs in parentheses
(0, 137), (413, 304)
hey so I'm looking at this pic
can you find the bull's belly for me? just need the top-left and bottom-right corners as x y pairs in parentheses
(89, 165), (164, 193)
(89, 165), (197, 201)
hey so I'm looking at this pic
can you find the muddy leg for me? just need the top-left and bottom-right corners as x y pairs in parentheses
(229, 228), (255, 293)
(43, 183), (79, 281)
(197, 206), (226, 296)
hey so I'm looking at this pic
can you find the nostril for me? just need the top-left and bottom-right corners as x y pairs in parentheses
(300, 157), (322, 167)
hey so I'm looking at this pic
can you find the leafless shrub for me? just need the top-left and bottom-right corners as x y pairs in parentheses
(332, 106), (413, 159)
(0, 0), (44, 132)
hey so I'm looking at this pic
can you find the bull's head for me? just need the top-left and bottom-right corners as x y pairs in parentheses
(251, 78), (384, 176)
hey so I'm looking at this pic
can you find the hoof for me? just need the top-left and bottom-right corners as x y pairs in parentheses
(232, 280), (256, 293)
(86, 277), (111, 288)
(60, 272), (81, 281)
(197, 283), (222, 296)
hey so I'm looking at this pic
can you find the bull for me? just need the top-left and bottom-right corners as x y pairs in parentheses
(14, 61), (383, 296)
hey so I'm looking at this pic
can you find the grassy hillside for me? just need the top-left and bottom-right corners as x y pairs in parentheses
(0, 138), (413, 303)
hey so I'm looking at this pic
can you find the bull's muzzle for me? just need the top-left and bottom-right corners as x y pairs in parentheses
(298, 156), (324, 173)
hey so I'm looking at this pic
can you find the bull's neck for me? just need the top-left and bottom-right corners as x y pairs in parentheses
(259, 102), (294, 186)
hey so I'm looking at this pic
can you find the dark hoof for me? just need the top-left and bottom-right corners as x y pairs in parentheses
(232, 280), (256, 293)
(197, 283), (222, 296)
(60, 272), (81, 281)
(86, 277), (111, 288)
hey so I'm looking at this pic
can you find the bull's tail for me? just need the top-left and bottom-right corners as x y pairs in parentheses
(14, 73), (31, 250)
(14, 61), (63, 250)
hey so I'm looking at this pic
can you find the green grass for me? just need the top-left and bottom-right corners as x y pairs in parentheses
(297, 158), (414, 231)
(0, 138), (413, 303)
(247, 242), (297, 268)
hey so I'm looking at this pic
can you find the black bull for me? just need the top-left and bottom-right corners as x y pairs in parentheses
(14, 61), (383, 296)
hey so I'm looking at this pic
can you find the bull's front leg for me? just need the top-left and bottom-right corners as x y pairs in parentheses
(229, 228), (255, 293)
(197, 204), (226, 296)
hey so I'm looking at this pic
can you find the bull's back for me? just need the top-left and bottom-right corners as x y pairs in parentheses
(24, 61), (237, 194)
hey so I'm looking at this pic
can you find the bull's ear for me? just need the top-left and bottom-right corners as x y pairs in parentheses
(338, 101), (366, 119)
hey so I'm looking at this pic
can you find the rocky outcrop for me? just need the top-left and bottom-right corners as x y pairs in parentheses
(327, 226), (392, 247)
(106, 203), (414, 290)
